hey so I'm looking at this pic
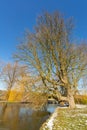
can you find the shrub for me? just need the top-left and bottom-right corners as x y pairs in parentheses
(74, 95), (87, 104)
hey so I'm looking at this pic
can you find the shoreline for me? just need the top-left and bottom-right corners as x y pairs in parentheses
(40, 104), (87, 130)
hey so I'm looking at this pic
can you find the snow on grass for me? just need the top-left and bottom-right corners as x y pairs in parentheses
(40, 108), (58, 130)
(46, 109), (57, 130)
(76, 104), (87, 108)
(40, 106), (87, 130)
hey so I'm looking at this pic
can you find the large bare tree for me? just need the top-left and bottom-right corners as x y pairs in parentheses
(14, 12), (87, 108)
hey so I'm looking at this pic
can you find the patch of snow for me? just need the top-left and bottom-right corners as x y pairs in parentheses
(85, 120), (87, 125)
(76, 104), (87, 108)
(78, 114), (87, 116)
(46, 109), (58, 130)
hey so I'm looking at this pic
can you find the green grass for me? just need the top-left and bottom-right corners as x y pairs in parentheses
(53, 108), (87, 130)
(40, 107), (87, 130)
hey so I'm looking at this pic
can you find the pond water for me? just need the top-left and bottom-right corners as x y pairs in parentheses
(0, 103), (57, 130)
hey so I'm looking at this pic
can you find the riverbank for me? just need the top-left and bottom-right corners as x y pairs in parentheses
(40, 105), (87, 130)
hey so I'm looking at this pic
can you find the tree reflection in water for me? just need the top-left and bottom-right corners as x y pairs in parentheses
(0, 104), (49, 130)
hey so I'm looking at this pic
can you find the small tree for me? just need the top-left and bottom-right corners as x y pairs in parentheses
(2, 62), (28, 101)
(14, 12), (87, 108)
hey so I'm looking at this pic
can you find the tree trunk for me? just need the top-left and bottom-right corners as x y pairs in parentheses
(67, 89), (75, 108)
(6, 89), (11, 101)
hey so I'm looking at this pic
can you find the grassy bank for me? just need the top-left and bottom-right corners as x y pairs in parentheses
(40, 106), (87, 130)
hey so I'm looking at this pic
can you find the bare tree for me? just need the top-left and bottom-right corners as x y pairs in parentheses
(14, 12), (87, 108)
(2, 62), (28, 101)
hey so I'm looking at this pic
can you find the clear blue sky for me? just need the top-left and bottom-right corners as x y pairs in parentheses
(0, 0), (87, 62)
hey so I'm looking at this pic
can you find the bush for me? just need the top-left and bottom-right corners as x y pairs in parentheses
(74, 95), (87, 104)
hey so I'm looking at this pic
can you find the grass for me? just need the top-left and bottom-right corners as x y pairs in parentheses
(53, 108), (87, 130)
(40, 107), (87, 130)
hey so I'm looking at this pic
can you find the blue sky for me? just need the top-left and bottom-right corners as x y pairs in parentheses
(0, 0), (87, 62)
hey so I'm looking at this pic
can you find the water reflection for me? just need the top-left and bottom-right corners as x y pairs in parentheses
(46, 104), (58, 113)
(0, 103), (50, 130)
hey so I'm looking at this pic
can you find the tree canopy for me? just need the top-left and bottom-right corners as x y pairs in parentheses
(14, 12), (87, 108)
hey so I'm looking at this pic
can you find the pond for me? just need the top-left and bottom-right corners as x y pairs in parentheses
(0, 103), (58, 130)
